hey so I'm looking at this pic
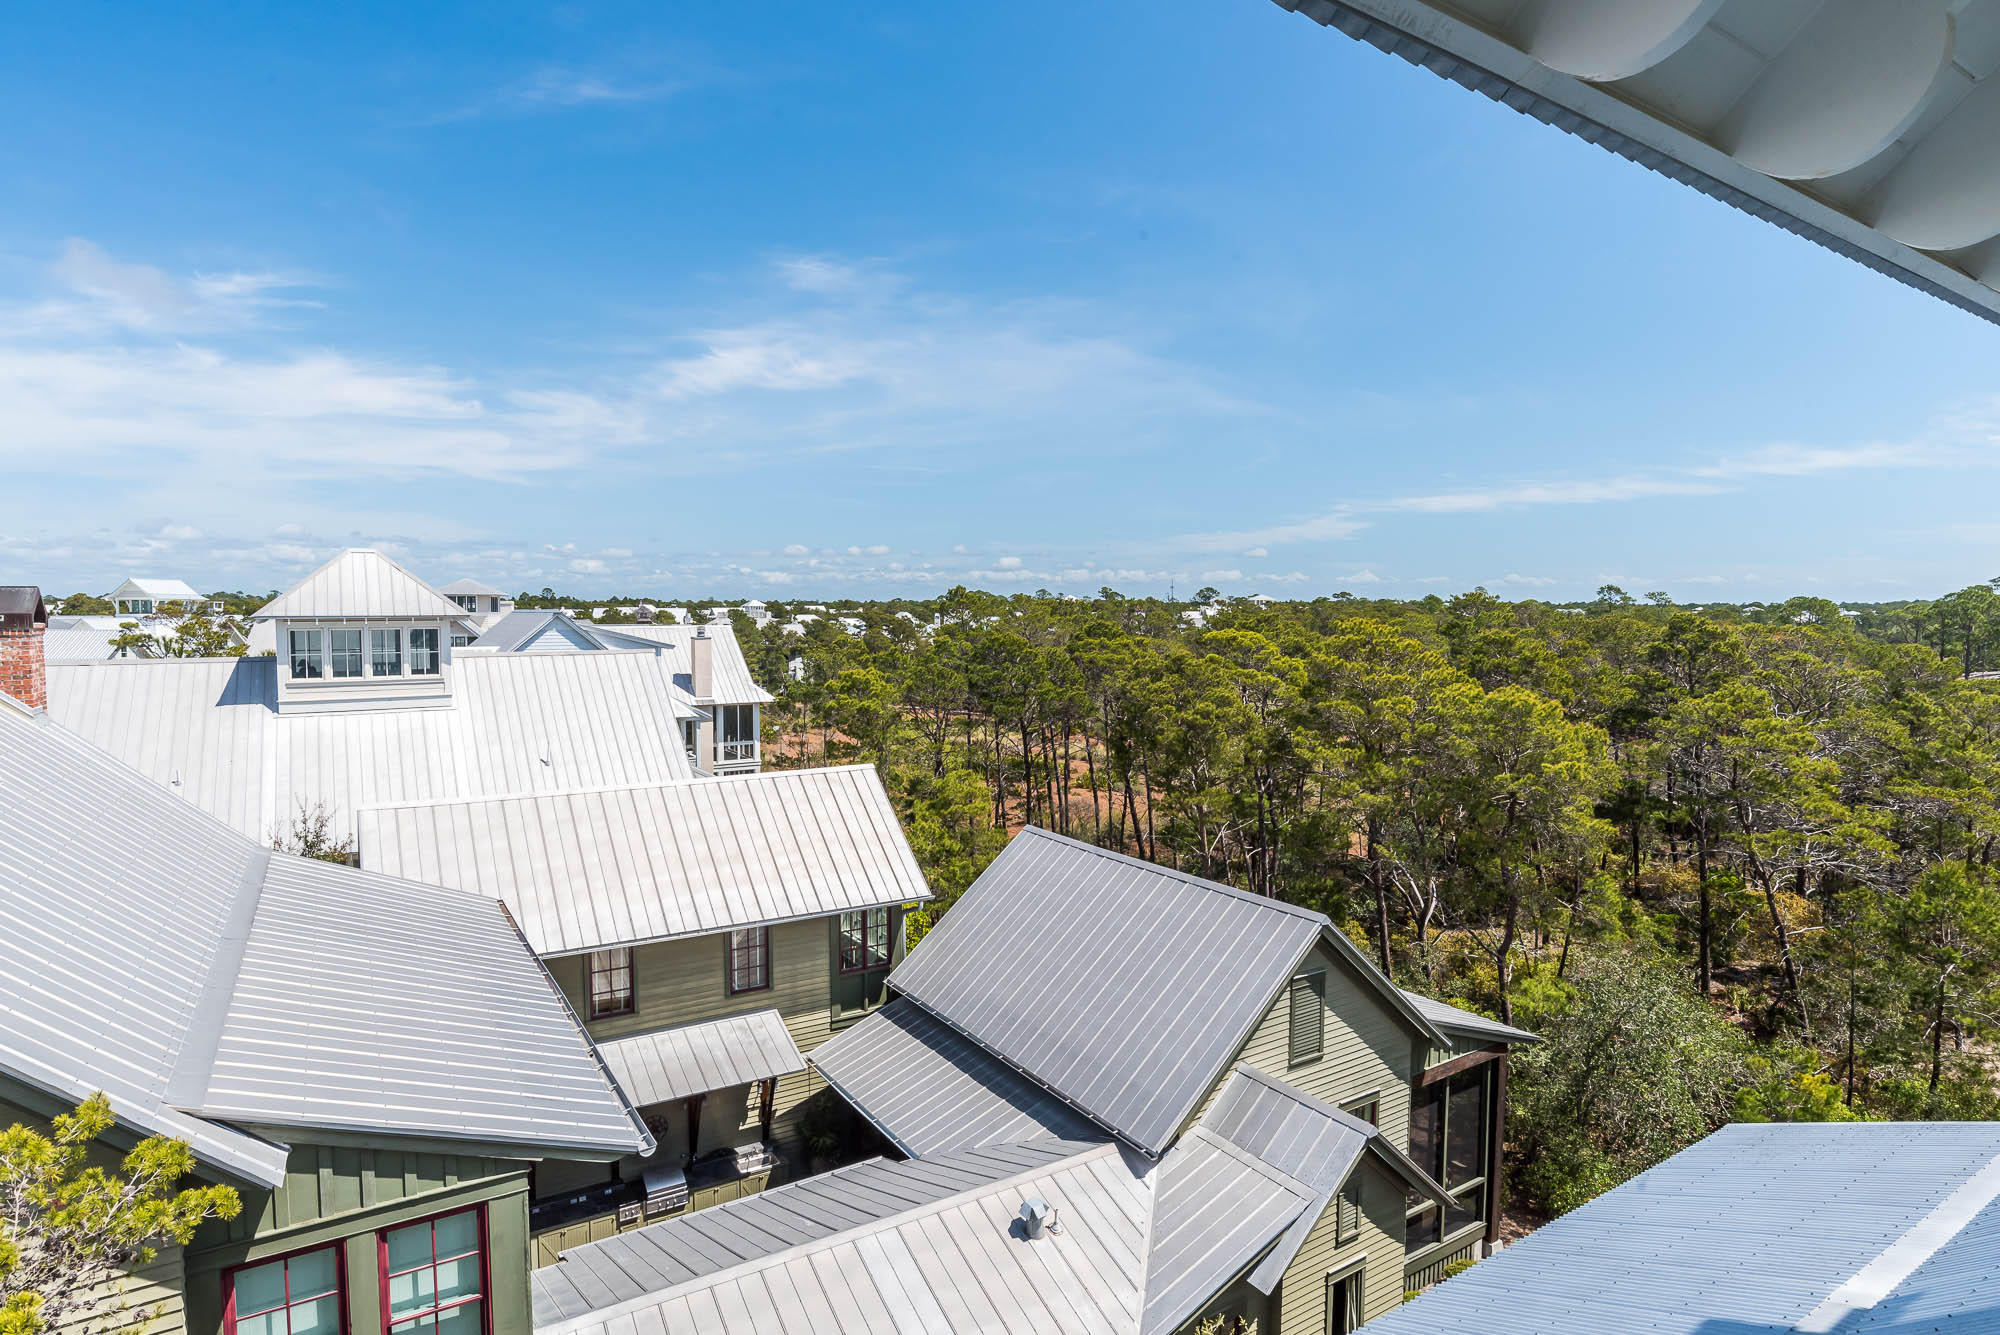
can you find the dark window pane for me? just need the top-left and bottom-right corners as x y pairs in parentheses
(1405, 1203), (1440, 1253)
(1445, 1183), (1485, 1238)
(1446, 1071), (1486, 1188)
(1408, 1088), (1443, 1181)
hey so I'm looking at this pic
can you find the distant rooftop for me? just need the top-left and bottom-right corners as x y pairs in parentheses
(252, 547), (469, 621)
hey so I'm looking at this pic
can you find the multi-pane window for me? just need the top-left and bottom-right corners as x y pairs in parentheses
(727, 927), (770, 994)
(409, 628), (441, 676)
(452, 594), (478, 612)
(839, 907), (892, 972)
(371, 629), (403, 676)
(381, 1209), (485, 1335)
(1405, 1063), (1492, 1256)
(587, 948), (635, 1018)
(225, 1245), (342, 1335)
(288, 630), (324, 680)
(328, 629), (364, 679)
(1288, 969), (1326, 1067)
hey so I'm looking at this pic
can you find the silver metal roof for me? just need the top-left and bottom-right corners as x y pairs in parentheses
(594, 623), (776, 704)
(1140, 1127), (1317, 1335)
(109, 577), (203, 602)
(531, 1139), (1096, 1326)
(1275, 0), (2000, 327)
(438, 578), (505, 596)
(1402, 988), (1540, 1046)
(535, 1140), (1152, 1335)
(594, 1009), (805, 1108)
(464, 609), (613, 654)
(1363, 1121), (2000, 1335)
(251, 548), (469, 621)
(42, 623), (131, 662)
(0, 697), (649, 1188)
(355, 764), (931, 957)
(46, 651), (696, 845)
(887, 827), (1422, 1155)
(808, 997), (1106, 1156)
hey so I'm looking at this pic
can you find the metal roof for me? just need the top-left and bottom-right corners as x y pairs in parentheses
(110, 577), (203, 602)
(42, 623), (132, 662)
(594, 1009), (805, 1108)
(1140, 1127), (1317, 1335)
(808, 997), (1107, 1156)
(531, 1139), (1096, 1326)
(594, 623), (776, 704)
(886, 827), (1429, 1156)
(0, 586), (47, 619)
(46, 651), (697, 845)
(251, 548), (469, 621)
(464, 609), (613, 654)
(437, 578), (504, 596)
(355, 764), (930, 957)
(1402, 988), (1541, 1046)
(1362, 1121), (2000, 1335)
(1275, 1), (2000, 328)
(534, 1140), (1151, 1335)
(0, 696), (648, 1189)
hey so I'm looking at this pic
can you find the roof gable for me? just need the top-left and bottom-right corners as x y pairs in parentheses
(886, 828), (1330, 1156)
(252, 548), (467, 621)
(593, 622), (775, 703)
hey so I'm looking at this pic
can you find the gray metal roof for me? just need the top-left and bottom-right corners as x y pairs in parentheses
(1362, 1121), (2000, 1335)
(110, 577), (203, 602)
(42, 623), (132, 662)
(464, 609), (612, 654)
(595, 1009), (805, 1108)
(531, 1139), (1096, 1326)
(1402, 988), (1540, 1046)
(0, 586), (47, 619)
(46, 651), (696, 845)
(886, 827), (1426, 1155)
(534, 1140), (1151, 1335)
(0, 697), (649, 1188)
(808, 997), (1107, 1156)
(593, 623), (776, 704)
(438, 578), (504, 596)
(1140, 1127), (1316, 1335)
(251, 548), (468, 621)
(355, 764), (931, 957)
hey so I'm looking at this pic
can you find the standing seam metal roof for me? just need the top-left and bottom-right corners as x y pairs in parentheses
(886, 828), (1429, 1155)
(593, 623), (776, 704)
(354, 764), (931, 957)
(594, 1010), (805, 1108)
(251, 548), (470, 621)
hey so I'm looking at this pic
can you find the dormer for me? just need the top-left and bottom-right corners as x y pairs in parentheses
(438, 578), (512, 619)
(252, 550), (477, 715)
(108, 576), (206, 617)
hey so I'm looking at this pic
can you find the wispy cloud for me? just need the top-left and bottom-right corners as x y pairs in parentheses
(5, 238), (321, 337)
(427, 63), (688, 122)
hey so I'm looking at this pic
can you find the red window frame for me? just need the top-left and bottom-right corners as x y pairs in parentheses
(377, 1204), (490, 1335)
(221, 1239), (347, 1335)
(587, 948), (635, 1019)
(838, 907), (891, 974)
(726, 926), (771, 995)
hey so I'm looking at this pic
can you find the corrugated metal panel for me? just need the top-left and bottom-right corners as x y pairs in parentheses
(595, 623), (776, 704)
(534, 1141), (1148, 1335)
(1139, 1128), (1315, 1335)
(886, 828), (1328, 1156)
(0, 698), (649, 1186)
(42, 624), (127, 662)
(531, 1139), (1096, 1325)
(251, 548), (468, 621)
(596, 1009), (805, 1107)
(808, 998), (1106, 1156)
(355, 764), (931, 957)
(46, 651), (697, 845)
(1402, 989), (1539, 1045)
(1362, 1122), (2000, 1335)
(193, 853), (648, 1156)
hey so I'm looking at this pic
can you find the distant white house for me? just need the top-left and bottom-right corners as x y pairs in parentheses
(837, 615), (866, 637)
(739, 599), (773, 628)
(108, 577), (216, 616)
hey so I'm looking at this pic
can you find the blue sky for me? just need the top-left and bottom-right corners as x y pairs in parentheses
(4, 2), (1998, 601)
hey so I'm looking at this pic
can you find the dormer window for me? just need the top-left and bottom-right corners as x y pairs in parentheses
(289, 630), (324, 679)
(452, 594), (478, 612)
(328, 629), (364, 679)
(410, 628), (440, 675)
(371, 629), (402, 676)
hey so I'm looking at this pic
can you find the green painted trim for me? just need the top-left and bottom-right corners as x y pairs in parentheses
(1402, 1219), (1485, 1276)
(185, 1172), (528, 1272)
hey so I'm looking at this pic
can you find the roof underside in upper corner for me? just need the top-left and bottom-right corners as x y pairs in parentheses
(1273, 0), (2000, 326)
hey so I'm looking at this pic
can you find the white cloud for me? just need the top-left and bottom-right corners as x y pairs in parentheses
(1386, 474), (1724, 515)
(159, 523), (202, 541)
(7, 239), (320, 337)
(1337, 568), (1382, 585)
(995, 555), (1023, 569)
(782, 543), (810, 556)
(1493, 572), (1558, 588)
(1243, 546), (1267, 558)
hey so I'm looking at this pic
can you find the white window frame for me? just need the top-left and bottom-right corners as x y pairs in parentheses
(288, 629), (324, 680)
(327, 628), (364, 679)
(409, 627), (441, 676)
(370, 628), (403, 677)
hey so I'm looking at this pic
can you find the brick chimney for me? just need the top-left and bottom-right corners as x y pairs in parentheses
(0, 586), (49, 711)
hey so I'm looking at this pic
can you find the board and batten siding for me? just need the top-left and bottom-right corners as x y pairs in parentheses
(548, 915), (839, 1150)
(193, 1144), (519, 1245)
(1186, 942), (1419, 1151)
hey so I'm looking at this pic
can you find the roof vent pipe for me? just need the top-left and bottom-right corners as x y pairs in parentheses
(1018, 1198), (1058, 1240)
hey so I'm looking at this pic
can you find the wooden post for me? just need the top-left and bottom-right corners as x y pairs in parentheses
(758, 1078), (777, 1142)
(1484, 1053), (1509, 1249)
(685, 1093), (705, 1162)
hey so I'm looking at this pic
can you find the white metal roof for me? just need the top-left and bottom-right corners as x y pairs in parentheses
(1363, 1120), (2000, 1335)
(594, 623), (776, 704)
(464, 609), (613, 654)
(594, 1009), (805, 1108)
(251, 548), (469, 621)
(354, 764), (931, 957)
(42, 623), (137, 662)
(109, 577), (204, 602)
(45, 651), (697, 846)
(884, 827), (1441, 1156)
(438, 578), (505, 596)
(0, 696), (649, 1188)
(1276, 0), (2000, 326)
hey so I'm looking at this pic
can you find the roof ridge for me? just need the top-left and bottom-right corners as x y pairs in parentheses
(162, 847), (272, 1111)
(533, 1140), (1126, 1335)
(352, 762), (883, 814)
(1012, 826), (1332, 926)
(1220, 1062), (1380, 1137)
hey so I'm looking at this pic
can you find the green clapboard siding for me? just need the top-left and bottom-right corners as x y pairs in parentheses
(1273, 1157), (1407, 1335)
